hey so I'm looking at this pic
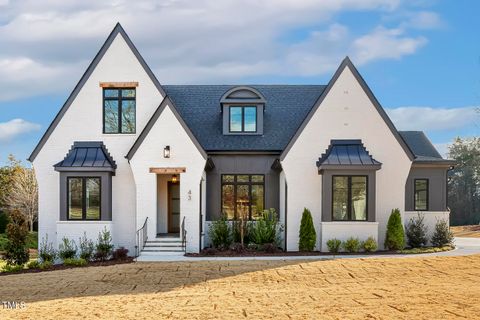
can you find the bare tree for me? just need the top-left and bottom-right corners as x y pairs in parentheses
(3, 167), (38, 231)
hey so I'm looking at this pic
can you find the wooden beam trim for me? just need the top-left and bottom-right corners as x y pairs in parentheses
(99, 82), (139, 88)
(149, 167), (186, 174)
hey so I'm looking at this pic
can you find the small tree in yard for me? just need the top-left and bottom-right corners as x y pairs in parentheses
(431, 219), (454, 247)
(299, 208), (316, 251)
(4, 209), (29, 266)
(405, 213), (428, 248)
(385, 209), (405, 250)
(2, 167), (38, 232)
(95, 227), (114, 261)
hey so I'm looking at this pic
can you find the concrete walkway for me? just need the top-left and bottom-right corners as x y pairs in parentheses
(136, 237), (480, 262)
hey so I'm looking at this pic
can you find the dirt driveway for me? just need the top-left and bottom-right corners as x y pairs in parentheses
(1, 255), (479, 319)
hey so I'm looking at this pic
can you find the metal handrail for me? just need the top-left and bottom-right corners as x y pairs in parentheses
(181, 216), (187, 252)
(135, 217), (148, 257)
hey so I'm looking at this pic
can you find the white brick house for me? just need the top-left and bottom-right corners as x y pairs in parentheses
(29, 24), (454, 257)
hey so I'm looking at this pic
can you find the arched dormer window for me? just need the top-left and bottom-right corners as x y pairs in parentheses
(220, 86), (266, 135)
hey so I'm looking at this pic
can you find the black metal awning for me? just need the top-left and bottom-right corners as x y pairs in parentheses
(316, 140), (381, 172)
(54, 141), (117, 173)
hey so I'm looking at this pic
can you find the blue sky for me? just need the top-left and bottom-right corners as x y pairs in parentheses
(0, 0), (478, 165)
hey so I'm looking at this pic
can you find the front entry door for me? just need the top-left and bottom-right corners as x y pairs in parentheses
(168, 182), (180, 233)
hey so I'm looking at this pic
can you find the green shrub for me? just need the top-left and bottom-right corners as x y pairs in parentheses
(431, 219), (454, 247)
(0, 233), (8, 252)
(405, 213), (428, 248)
(326, 239), (342, 254)
(58, 237), (77, 260)
(27, 232), (38, 250)
(63, 258), (87, 267)
(95, 227), (114, 261)
(385, 209), (405, 250)
(4, 210), (29, 266)
(39, 261), (53, 270)
(251, 209), (282, 246)
(342, 237), (361, 253)
(232, 220), (252, 245)
(27, 260), (40, 269)
(1, 263), (24, 273)
(363, 236), (378, 252)
(208, 216), (232, 250)
(0, 211), (9, 233)
(78, 233), (95, 261)
(39, 234), (56, 263)
(298, 208), (316, 251)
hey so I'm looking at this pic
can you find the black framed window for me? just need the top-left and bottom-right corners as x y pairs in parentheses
(67, 177), (101, 220)
(221, 174), (264, 220)
(229, 106), (257, 133)
(103, 88), (136, 134)
(332, 175), (367, 221)
(414, 179), (429, 211)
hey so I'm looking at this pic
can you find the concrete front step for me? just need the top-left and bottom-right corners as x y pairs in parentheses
(138, 251), (186, 257)
(149, 237), (182, 243)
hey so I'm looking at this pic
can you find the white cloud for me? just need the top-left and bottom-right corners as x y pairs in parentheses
(433, 142), (449, 158)
(0, 119), (41, 141)
(386, 106), (478, 132)
(406, 11), (443, 29)
(352, 26), (427, 64)
(0, 0), (435, 100)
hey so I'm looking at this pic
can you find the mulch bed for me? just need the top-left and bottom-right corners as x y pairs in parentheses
(0, 258), (134, 276)
(186, 246), (455, 257)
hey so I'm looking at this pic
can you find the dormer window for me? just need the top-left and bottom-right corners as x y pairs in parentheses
(221, 86), (266, 135)
(229, 106), (257, 133)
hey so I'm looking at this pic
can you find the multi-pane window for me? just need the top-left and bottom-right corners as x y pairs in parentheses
(332, 176), (367, 221)
(414, 179), (429, 211)
(221, 174), (264, 220)
(229, 106), (257, 133)
(103, 88), (136, 133)
(67, 177), (101, 220)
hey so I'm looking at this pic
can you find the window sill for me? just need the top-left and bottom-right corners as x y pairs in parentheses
(102, 133), (137, 136)
(321, 221), (378, 225)
(57, 220), (113, 224)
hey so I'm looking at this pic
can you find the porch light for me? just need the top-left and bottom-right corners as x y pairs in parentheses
(164, 145), (170, 158)
(171, 174), (178, 183)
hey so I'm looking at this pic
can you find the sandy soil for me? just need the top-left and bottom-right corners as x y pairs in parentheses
(451, 225), (480, 238)
(1, 255), (480, 319)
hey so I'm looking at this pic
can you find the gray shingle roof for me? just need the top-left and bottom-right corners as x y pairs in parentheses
(316, 140), (382, 168)
(163, 85), (447, 163)
(163, 85), (326, 151)
(398, 131), (452, 163)
(54, 141), (117, 172)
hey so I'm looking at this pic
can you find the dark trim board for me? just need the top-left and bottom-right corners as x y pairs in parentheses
(280, 56), (415, 161)
(126, 96), (207, 160)
(28, 22), (166, 162)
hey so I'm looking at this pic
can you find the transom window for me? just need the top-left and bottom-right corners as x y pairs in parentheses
(229, 106), (257, 133)
(221, 174), (264, 220)
(414, 179), (429, 211)
(103, 88), (136, 134)
(332, 175), (367, 221)
(67, 177), (101, 220)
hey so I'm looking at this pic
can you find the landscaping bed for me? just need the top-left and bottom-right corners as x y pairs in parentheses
(187, 245), (455, 257)
(0, 257), (134, 276)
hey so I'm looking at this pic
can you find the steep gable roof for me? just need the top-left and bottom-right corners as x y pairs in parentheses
(126, 96), (207, 160)
(163, 85), (326, 151)
(280, 57), (415, 161)
(28, 23), (166, 162)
